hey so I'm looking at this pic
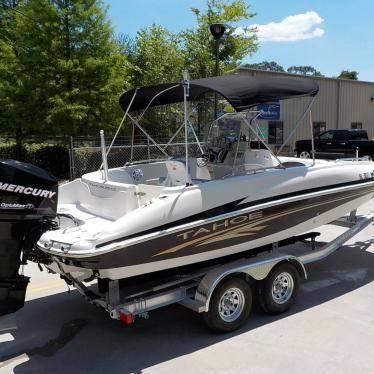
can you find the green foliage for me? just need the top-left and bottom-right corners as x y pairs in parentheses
(181, 0), (258, 79)
(117, 25), (186, 137)
(0, 142), (69, 179)
(25, 143), (69, 179)
(0, 0), (132, 142)
(0, 142), (26, 160)
(338, 70), (358, 80)
(0, 0), (259, 142)
(244, 60), (285, 72)
(73, 148), (102, 176)
(287, 65), (324, 77)
(126, 25), (185, 85)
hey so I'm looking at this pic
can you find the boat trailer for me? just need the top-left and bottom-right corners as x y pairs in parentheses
(4, 211), (367, 333)
(57, 210), (373, 332)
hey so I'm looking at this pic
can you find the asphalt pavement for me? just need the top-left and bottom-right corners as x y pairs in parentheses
(1, 201), (374, 374)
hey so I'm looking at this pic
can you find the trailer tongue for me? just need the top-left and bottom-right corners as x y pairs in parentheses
(0, 160), (58, 316)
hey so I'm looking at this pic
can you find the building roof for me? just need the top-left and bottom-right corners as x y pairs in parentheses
(238, 66), (374, 86)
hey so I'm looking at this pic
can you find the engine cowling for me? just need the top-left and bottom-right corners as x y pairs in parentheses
(0, 159), (58, 316)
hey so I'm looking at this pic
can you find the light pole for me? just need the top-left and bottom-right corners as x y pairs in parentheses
(209, 23), (226, 119)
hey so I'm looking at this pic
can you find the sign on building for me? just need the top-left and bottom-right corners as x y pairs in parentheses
(258, 102), (280, 120)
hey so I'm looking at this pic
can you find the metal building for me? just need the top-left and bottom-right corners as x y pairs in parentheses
(237, 67), (374, 154)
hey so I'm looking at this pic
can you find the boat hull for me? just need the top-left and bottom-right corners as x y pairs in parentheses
(49, 180), (374, 279)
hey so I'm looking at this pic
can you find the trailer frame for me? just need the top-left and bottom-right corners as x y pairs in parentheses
(65, 211), (373, 331)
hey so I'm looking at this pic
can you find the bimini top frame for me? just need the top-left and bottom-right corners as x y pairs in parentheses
(100, 74), (319, 184)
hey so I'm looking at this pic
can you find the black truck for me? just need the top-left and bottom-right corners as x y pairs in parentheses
(295, 129), (374, 160)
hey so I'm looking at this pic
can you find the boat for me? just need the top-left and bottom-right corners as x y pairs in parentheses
(36, 74), (374, 278)
(1, 74), (374, 315)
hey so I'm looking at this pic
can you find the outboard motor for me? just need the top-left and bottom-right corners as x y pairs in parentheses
(0, 160), (58, 316)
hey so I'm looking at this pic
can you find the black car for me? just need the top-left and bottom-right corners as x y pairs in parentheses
(295, 129), (374, 160)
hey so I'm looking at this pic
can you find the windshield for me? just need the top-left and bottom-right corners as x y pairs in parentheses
(204, 111), (270, 151)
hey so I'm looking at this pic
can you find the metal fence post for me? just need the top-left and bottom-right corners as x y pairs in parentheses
(69, 136), (75, 181)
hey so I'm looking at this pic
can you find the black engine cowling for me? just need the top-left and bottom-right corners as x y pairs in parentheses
(0, 159), (58, 316)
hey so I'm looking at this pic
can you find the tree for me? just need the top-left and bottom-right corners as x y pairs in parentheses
(118, 25), (186, 137)
(244, 60), (285, 72)
(0, 1), (21, 46)
(125, 25), (185, 86)
(0, 0), (131, 141)
(180, 0), (258, 79)
(118, 1), (259, 137)
(287, 66), (324, 77)
(0, 0), (26, 147)
(178, 0), (258, 135)
(0, 0), (260, 141)
(338, 70), (358, 80)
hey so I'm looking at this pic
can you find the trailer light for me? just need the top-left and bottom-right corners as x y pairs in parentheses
(119, 312), (134, 324)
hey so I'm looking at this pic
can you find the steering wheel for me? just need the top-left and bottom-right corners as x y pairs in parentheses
(197, 148), (218, 167)
(197, 153), (209, 167)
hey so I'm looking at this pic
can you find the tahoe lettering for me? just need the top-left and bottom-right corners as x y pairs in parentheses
(177, 211), (263, 241)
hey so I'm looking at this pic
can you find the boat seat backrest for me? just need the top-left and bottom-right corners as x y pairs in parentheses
(123, 163), (168, 185)
(164, 160), (190, 186)
(107, 169), (133, 184)
(60, 179), (139, 220)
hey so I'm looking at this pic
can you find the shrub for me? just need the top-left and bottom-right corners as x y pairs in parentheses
(0, 142), (69, 180)
(0, 143), (27, 160)
(73, 147), (131, 176)
(25, 143), (70, 180)
(74, 148), (102, 176)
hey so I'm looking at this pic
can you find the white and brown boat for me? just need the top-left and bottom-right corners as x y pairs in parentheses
(1, 74), (374, 316)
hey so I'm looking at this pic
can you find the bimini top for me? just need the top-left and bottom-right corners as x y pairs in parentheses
(119, 74), (319, 113)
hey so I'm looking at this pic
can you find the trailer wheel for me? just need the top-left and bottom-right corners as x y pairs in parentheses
(258, 263), (300, 315)
(203, 277), (252, 333)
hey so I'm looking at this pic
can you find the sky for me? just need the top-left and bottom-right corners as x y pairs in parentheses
(105, 0), (374, 82)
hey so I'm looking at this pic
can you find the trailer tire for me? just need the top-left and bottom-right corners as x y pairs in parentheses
(203, 276), (252, 333)
(258, 263), (300, 315)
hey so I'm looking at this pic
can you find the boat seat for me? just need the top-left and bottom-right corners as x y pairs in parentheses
(162, 160), (191, 186)
(60, 178), (139, 220)
(107, 169), (133, 184)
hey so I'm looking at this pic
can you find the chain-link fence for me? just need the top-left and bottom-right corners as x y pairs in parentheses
(68, 134), (295, 180)
(69, 136), (204, 179)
